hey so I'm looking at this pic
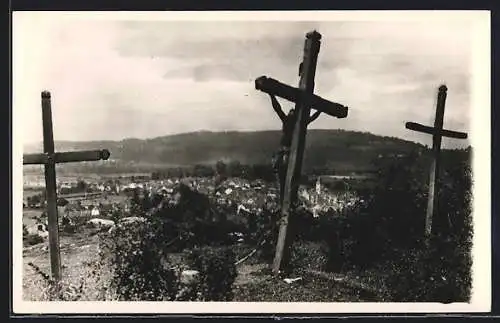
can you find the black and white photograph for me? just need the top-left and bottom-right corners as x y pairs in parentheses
(12, 11), (491, 313)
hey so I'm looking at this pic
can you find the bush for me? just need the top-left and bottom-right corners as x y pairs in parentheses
(57, 198), (69, 207)
(100, 185), (241, 301)
(24, 233), (44, 246)
(343, 150), (430, 268)
(186, 246), (237, 301)
(345, 148), (473, 301)
(99, 219), (179, 301)
(100, 195), (239, 301)
(288, 241), (329, 274)
(385, 236), (472, 302)
(252, 208), (279, 263)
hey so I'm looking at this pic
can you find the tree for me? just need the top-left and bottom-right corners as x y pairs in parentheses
(28, 194), (43, 208)
(348, 148), (472, 268)
(57, 198), (69, 207)
(227, 160), (242, 177)
(215, 160), (227, 177)
(76, 180), (88, 193)
(346, 149), (428, 266)
(193, 164), (214, 178)
(250, 164), (275, 182)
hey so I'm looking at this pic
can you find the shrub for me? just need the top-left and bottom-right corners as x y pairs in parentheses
(99, 220), (179, 301)
(253, 208), (279, 263)
(288, 241), (329, 274)
(140, 184), (236, 249)
(99, 189), (241, 301)
(57, 198), (69, 207)
(186, 246), (237, 301)
(24, 233), (44, 246)
(344, 150), (430, 268)
(346, 148), (473, 301)
(385, 236), (472, 302)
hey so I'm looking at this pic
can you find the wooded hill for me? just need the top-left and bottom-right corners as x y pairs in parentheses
(23, 129), (467, 175)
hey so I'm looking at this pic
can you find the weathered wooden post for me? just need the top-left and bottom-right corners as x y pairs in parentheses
(405, 85), (468, 244)
(23, 91), (111, 281)
(255, 31), (349, 275)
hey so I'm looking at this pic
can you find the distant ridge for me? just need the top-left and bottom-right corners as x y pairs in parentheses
(23, 129), (430, 173)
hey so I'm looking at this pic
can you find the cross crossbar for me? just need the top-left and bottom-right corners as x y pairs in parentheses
(255, 76), (348, 119)
(23, 149), (111, 165)
(405, 122), (468, 139)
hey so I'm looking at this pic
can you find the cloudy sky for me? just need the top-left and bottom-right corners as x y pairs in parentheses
(14, 12), (485, 149)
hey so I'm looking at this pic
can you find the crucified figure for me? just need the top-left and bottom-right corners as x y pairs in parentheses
(269, 94), (321, 204)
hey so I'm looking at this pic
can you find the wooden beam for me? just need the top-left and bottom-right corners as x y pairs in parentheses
(54, 149), (111, 164)
(255, 76), (348, 119)
(405, 122), (468, 139)
(272, 31), (322, 275)
(425, 85), (447, 241)
(24, 149), (111, 165)
(23, 153), (48, 165)
(40, 90), (62, 281)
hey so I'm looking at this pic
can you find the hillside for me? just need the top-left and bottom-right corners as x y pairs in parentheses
(23, 129), (428, 174)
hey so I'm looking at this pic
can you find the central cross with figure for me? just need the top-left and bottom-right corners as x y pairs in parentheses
(255, 31), (349, 275)
(23, 91), (111, 282)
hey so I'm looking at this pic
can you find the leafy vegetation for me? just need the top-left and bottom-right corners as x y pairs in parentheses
(187, 246), (237, 301)
(277, 147), (473, 301)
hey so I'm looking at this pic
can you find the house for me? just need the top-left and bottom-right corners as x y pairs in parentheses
(126, 183), (137, 190)
(316, 177), (322, 194)
(90, 206), (100, 217)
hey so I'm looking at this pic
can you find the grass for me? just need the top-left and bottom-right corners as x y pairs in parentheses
(22, 230), (117, 301)
(233, 265), (385, 302)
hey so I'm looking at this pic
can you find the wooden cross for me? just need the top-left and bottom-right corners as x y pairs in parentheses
(22, 91), (111, 282)
(255, 31), (348, 275)
(405, 85), (467, 243)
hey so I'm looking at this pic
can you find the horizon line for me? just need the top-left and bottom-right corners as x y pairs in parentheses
(22, 128), (471, 150)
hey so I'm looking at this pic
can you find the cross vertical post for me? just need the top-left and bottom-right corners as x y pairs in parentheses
(425, 86), (447, 241)
(405, 85), (468, 244)
(23, 91), (111, 282)
(41, 91), (62, 281)
(273, 31), (321, 275)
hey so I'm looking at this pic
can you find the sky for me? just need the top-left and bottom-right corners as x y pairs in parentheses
(14, 12), (483, 149)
